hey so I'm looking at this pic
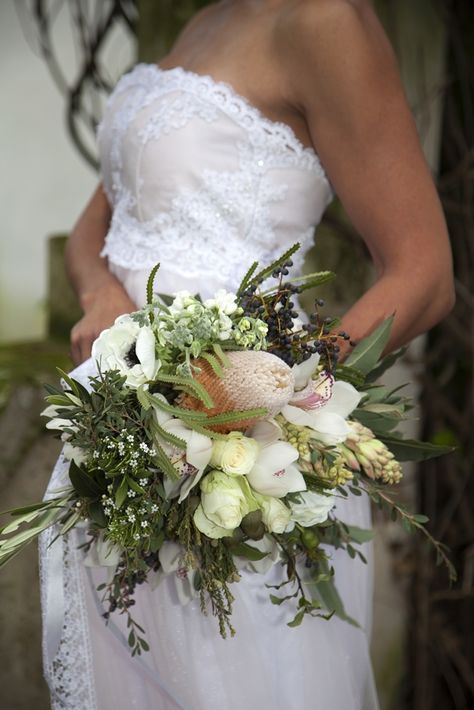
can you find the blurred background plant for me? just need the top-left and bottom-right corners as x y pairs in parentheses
(0, 1), (472, 708)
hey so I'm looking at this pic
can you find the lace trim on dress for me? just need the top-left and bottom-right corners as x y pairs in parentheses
(148, 64), (328, 176)
(98, 64), (331, 277)
(39, 453), (98, 710)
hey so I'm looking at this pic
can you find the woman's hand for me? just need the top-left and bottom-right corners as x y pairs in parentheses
(70, 280), (137, 366)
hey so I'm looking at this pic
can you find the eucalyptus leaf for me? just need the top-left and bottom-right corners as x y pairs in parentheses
(229, 542), (269, 561)
(351, 410), (401, 434)
(365, 346), (408, 383)
(345, 316), (394, 375)
(380, 436), (456, 462)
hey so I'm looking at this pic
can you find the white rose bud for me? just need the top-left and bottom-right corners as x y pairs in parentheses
(210, 433), (259, 476)
(199, 470), (257, 531)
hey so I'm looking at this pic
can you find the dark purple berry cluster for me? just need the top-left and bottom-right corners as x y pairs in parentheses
(239, 260), (350, 372)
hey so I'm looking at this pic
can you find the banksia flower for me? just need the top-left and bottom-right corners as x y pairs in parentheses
(344, 421), (403, 484)
(178, 350), (295, 433)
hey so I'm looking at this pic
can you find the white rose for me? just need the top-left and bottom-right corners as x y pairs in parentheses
(193, 504), (233, 539)
(91, 314), (160, 388)
(256, 494), (291, 534)
(210, 433), (259, 476)
(289, 490), (335, 527)
(198, 470), (257, 531)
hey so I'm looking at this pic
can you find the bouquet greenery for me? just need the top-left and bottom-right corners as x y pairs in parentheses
(0, 244), (454, 655)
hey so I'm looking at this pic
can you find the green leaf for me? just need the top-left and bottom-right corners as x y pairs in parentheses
(379, 435), (456, 462)
(115, 476), (129, 509)
(236, 260), (259, 296)
(156, 292), (174, 307)
(56, 369), (90, 402)
(155, 373), (214, 408)
(345, 316), (394, 375)
(335, 364), (366, 388)
(146, 263), (160, 305)
(88, 501), (107, 527)
(344, 525), (374, 544)
(229, 542), (269, 561)
(200, 352), (224, 378)
(277, 270), (336, 294)
(202, 407), (267, 426)
(69, 461), (104, 499)
(351, 410), (401, 434)
(0, 497), (69, 519)
(153, 441), (181, 481)
(59, 511), (82, 536)
(136, 385), (152, 411)
(251, 243), (301, 285)
(212, 343), (232, 368)
(365, 346), (408, 383)
(287, 609), (306, 628)
(312, 574), (359, 627)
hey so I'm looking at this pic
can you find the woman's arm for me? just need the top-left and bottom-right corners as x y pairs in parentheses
(282, 0), (455, 356)
(66, 183), (137, 365)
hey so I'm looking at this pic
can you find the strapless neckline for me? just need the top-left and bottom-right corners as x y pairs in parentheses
(144, 63), (323, 167)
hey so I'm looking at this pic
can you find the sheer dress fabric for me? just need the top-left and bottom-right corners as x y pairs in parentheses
(39, 63), (380, 710)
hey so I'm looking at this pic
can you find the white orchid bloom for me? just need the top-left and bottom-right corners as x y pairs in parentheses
(91, 314), (160, 388)
(152, 396), (212, 501)
(234, 534), (282, 574)
(246, 438), (306, 498)
(281, 355), (362, 446)
(62, 440), (87, 466)
(150, 541), (199, 605)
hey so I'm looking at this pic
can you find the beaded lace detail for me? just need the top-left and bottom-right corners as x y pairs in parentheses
(39, 461), (98, 709)
(40, 360), (99, 709)
(98, 64), (334, 286)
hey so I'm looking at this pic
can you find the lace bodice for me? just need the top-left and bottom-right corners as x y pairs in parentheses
(97, 64), (334, 296)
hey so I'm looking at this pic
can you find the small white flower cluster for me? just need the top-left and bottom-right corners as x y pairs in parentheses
(96, 433), (155, 476)
(103, 484), (162, 548)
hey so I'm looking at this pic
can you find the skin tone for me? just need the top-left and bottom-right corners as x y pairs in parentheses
(67, 0), (455, 365)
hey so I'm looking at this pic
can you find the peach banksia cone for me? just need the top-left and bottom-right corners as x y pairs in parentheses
(178, 350), (295, 433)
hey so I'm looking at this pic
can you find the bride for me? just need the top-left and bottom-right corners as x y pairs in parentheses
(40, 1), (454, 708)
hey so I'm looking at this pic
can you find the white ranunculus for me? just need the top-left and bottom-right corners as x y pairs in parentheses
(204, 289), (239, 315)
(91, 314), (160, 387)
(198, 470), (258, 532)
(255, 494), (292, 534)
(210, 433), (259, 476)
(288, 490), (335, 527)
(246, 440), (306, 498)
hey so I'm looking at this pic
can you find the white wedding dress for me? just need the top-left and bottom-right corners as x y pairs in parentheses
(39, 63), (380, 710)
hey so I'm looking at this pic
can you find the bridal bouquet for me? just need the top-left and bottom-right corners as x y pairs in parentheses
(0, 244), (454, 655)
